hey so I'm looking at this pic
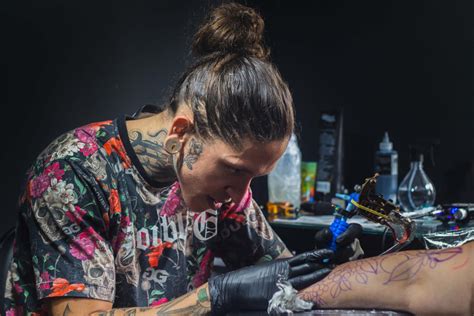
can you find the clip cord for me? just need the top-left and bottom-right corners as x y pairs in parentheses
(351, 199), (414, 255)
(351, 200), (390, 220)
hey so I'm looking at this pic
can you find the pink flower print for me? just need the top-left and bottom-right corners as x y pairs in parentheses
(192, 249), (214, 288)
(151, 298), (169, 306)
(160, 183), (182, 216)
(69, 233), (96, 260)
(65, 206), (87, 223)
(40, 271), (51, 290)
(44, 162), (65, 181)
(112, 215), (131, 252)
(232, 189), (252, 213)
(74, 127), (98, 157)
(13, 282), (23, 294)
(30, 175), (50, 198)
(219, 189), (252, 222)
(81, 227), (105, 250)
(6, 306), (23, 316)
(30, 162), (67, 199)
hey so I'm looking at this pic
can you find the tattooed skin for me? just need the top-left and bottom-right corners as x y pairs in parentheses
(152, 286), (210, 315)
(299, 247), (464, 307)
(129, 129), (176, 182)
(62, 304), (72, 316)
(183, 138), (203, 171)
(92, 286), (211, 315)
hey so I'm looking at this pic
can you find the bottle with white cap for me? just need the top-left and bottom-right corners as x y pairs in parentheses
(374, 132), (398, 202)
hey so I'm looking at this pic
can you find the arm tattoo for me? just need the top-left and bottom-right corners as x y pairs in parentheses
(63, 304), (72, 316)
(183, 138), (203, 171)
(124, 309), (136, 316)
(94, 312), (114, 316)
(96, 287), (211, 315)
(155, 287), (211, 315)
(300, 247), (464, 306)
(129, 129), (175, 182)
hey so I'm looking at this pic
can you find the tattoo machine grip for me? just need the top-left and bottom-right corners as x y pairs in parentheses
(326, 192), (359, 254)
(328, 216), (349, 251)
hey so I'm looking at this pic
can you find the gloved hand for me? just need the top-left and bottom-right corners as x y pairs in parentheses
(314, 223), (364, 263)
(208, 249), (333, 315)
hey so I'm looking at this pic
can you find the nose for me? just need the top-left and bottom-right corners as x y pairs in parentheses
(225, 178), (252, 205)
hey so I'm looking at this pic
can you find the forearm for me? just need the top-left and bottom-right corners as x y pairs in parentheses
(93, 283), (211, 316)
(299, 245), (473, 315)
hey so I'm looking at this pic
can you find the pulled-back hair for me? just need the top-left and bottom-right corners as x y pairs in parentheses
(168, 3), (294, 149)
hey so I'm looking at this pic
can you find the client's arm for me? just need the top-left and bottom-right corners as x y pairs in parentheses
(299, 242), (474, 315)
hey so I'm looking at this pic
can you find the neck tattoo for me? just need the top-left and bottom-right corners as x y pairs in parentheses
(129, 128), (176, 182)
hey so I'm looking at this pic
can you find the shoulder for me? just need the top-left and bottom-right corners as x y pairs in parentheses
(34, 120), (114, 166)
(23, 121), (120, 202)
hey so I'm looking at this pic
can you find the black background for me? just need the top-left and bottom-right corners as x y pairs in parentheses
(2, 0), (473, 235)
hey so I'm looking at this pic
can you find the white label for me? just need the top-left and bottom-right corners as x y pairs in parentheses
(316, 181), (331, 193)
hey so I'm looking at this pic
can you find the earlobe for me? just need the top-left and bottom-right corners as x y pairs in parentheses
(164, 136), (183, 154)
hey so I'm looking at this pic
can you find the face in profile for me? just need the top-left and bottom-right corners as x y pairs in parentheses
(177, 136), (289, 213)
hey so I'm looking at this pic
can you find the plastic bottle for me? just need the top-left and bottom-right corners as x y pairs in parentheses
(374, 132), (398, 202)
(268, 133), (302, 209)
(398, 152), (436, 212)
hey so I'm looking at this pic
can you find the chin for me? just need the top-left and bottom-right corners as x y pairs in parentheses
(185, 197), (208, 213)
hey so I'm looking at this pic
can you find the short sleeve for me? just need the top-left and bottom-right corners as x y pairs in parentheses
(210, 190), (290, 270)
(13, 159), (116, 304)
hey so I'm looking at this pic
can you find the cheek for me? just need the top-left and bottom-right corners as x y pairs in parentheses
(179, 160), (217, 193)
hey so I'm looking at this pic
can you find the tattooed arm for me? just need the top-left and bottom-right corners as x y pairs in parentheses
(48, 283), (211, 316)
(299, 242), (474, 315)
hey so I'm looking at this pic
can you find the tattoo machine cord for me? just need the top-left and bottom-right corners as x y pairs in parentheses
(329, 174), (416, 256)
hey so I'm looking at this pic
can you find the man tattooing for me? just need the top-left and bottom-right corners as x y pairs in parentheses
(3, 4), (362, 315)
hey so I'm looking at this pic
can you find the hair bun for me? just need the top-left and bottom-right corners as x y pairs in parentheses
(192, 3), (269, 59)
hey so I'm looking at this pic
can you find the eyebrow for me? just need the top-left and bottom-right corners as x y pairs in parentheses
(220, 158), (254, 175)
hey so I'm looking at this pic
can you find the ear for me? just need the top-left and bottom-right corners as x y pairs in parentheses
(163, 116), (194, 154)
(168, 116), (193, 138)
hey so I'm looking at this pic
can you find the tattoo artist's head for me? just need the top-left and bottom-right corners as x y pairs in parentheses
(165, 3), (294, 212)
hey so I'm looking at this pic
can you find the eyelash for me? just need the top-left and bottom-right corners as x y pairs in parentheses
(227, 166), (241, 174)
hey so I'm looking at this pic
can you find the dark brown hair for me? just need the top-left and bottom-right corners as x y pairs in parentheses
(168, 3), (294, 148)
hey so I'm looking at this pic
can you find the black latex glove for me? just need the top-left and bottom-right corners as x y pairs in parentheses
(208, 249), (334, 315)
(314, 223), (363, 264)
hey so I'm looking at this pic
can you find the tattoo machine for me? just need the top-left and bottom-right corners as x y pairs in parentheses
(329, 174), (416, 255)
(327, 190), (361, 251)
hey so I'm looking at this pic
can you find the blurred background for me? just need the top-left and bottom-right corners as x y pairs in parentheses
(1, 0), (473, 235)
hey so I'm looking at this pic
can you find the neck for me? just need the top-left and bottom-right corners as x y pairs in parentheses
(126, 111), (177, 183)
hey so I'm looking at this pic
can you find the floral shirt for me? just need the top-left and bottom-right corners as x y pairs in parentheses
(4, 111), (288, 315)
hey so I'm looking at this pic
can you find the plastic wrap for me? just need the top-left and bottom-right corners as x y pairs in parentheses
(267, 279), (313, 315)
(422, 227), (474, 249)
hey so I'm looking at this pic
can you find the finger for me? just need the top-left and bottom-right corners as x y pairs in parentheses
(314, 228), (333, 248)
(336, 223), (362, 246)
(289, 268), (332, 290)
(288, 262), (323, 278)
(335, 245), (356, 264)
(287, 249), (334, 266)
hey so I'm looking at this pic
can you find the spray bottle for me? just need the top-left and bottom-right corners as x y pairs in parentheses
(268, 133), (302, 209)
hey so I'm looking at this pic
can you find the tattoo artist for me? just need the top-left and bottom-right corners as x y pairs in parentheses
(4, 3), (363, 316)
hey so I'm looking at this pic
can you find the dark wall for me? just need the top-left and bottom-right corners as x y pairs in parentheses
(249, 0), (474, 205)
(2, 1), (473, 235)
(1, 1), (214, 233)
